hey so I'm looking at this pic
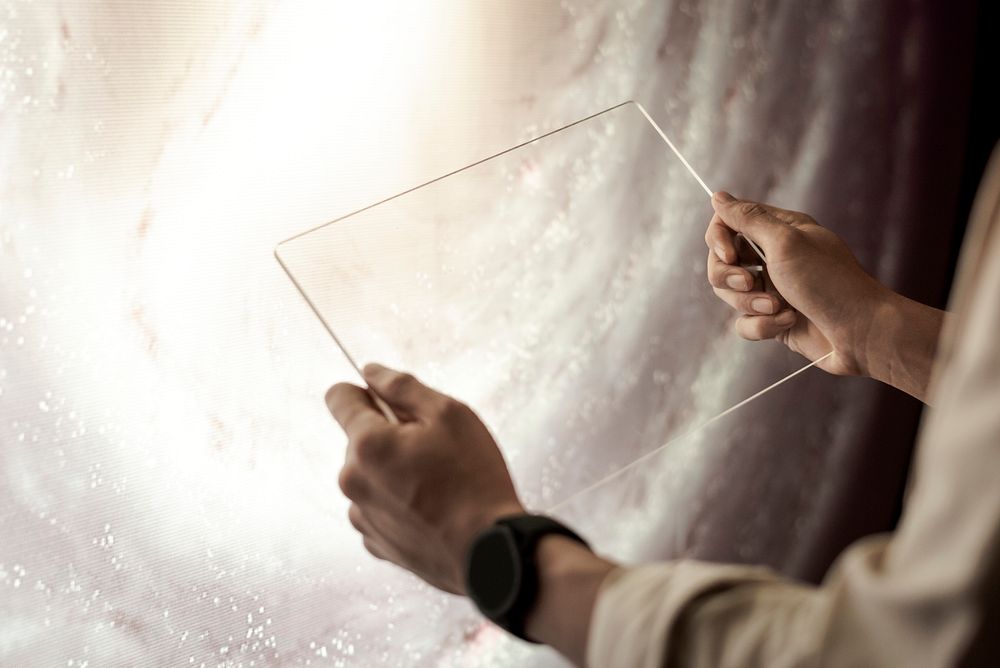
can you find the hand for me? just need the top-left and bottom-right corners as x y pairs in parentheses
(326, 364), (525, 594)
(705, 191), (893, 377)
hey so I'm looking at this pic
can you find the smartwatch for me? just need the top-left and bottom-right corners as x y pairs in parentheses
(464, 513), (589, 642)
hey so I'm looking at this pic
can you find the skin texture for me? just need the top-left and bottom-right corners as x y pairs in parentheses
(706, 191), (891, 376)
(707, 191), (944, 402)
(326, 364), (526, 595)
(326, 364), (613, 666)
(324, 192), (946, 666)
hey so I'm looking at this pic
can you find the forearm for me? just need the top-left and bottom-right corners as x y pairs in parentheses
(524, 535), (618, 666)
(861, 291), (945, 403)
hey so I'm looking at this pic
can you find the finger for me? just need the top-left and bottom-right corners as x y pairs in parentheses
(348, 502), (370, 534)
(355, 506), (408, 565)
(349, 425), (400, 471)
(339, 432), (399, 501)
(707, 249), (753, 292)
(734, 310), (797, 341)
(338, 464), (371, 502)
(705, 212), (738, 264)
(712, 287), (782, 315)
(755, 202), (815, 228)
(711, 192), (790, 253)
(325, 383), (386, 438)
(362, 363), (444, 416)
(362, 536), (390, 561)
(346, 505), (393, 560)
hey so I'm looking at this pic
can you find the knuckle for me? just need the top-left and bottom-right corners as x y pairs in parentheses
(362, 537), (385, 560)
(338, 465), (367, 500)
(385, 372), (416, 396)
(708, 265), (728, 288)
(439, 398), (470, 422)
(739, 202), (768, 219)
(707, 262), (721, 286)
(768, 227), (797, 256)
(354, 431), (390, 464)
(347, 504), (365, 533)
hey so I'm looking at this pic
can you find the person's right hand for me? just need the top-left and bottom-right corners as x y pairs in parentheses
(705, 191), (893, 377)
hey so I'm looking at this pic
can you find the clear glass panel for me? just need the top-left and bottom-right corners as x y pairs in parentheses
(0, 84), (824, 667)
(275, 101), (811, 509)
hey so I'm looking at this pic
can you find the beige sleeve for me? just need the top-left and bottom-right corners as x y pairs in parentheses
(587, 560), (822, 667)
(587, 535), (916, 667)
(588, 149), (1000, 668)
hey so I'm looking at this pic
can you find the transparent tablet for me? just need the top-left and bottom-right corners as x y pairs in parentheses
(275, 101), (816, 509)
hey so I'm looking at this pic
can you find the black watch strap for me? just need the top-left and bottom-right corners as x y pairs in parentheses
(465, 513), (589, 642)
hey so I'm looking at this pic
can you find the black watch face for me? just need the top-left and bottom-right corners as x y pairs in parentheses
(467, 527), (521, 618)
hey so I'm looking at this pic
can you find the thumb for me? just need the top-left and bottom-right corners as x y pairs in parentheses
(712, 192), (788, 253)
(362, 363), (441, 415)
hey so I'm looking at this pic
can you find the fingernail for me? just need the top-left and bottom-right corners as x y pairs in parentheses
(725, 274), (748, 290)
(775, 310), (796, 325)
(751, 298), (775, 314)
(713, 191), (735, 203)
(715, 245), (728, 262)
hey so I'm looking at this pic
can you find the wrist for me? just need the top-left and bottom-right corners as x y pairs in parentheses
(854, 288), (944, 401)
(447, 500), (526, 593)
(851, 283), (903, 380)
(524, 535), (616, 665)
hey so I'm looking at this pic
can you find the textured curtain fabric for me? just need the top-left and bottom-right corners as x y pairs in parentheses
(627, 0), (977, 582)
(0, 1), (978, 665)
(453, 0), (978, 585)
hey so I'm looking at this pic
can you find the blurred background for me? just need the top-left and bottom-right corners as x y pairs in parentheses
(0, 0), (993, 665)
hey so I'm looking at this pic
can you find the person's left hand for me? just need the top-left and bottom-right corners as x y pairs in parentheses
(326, 363), (525, 594)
